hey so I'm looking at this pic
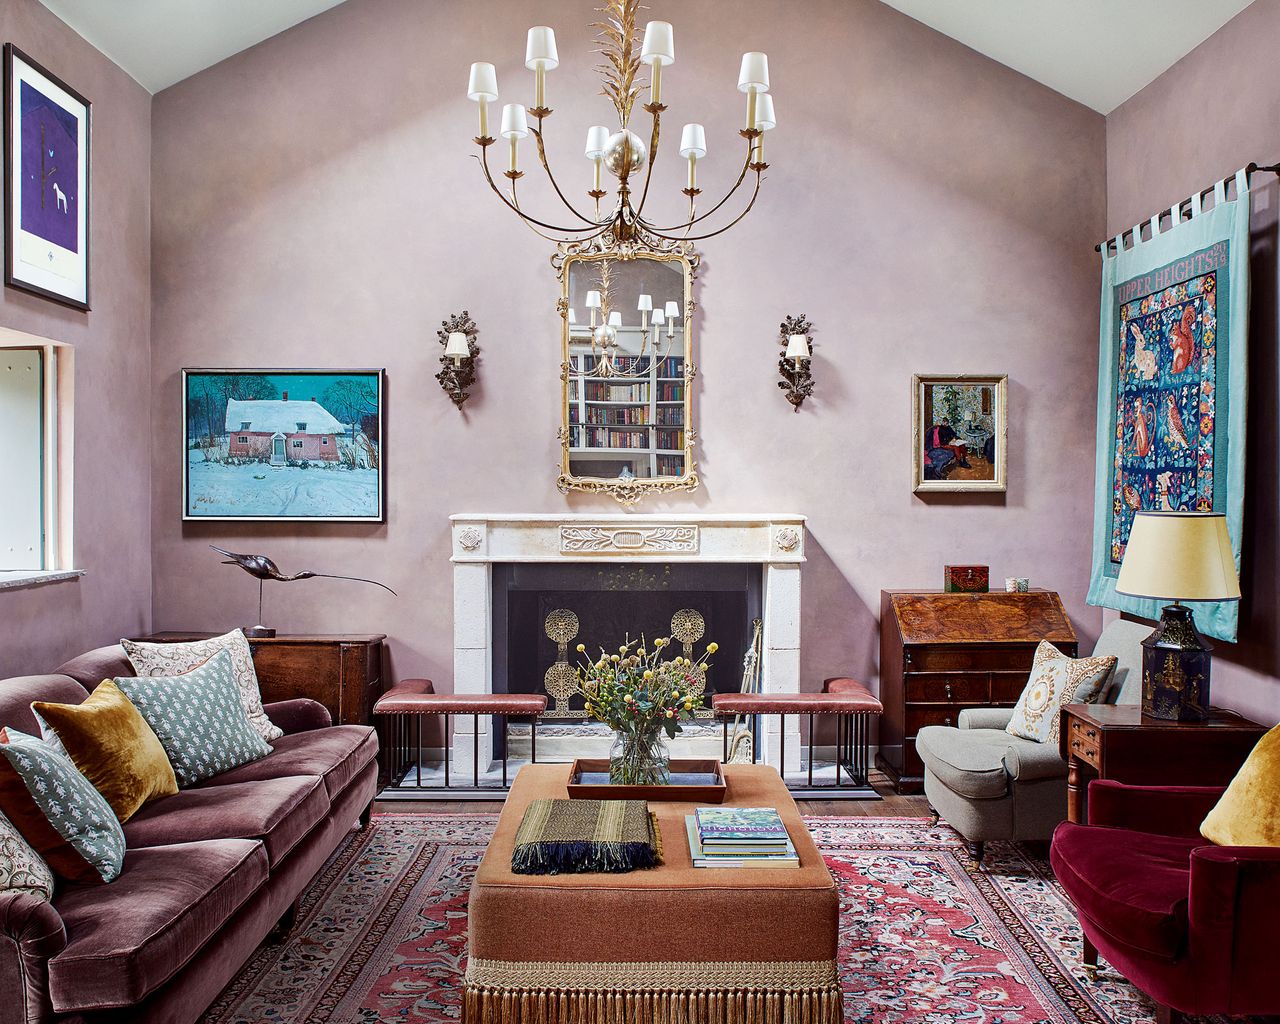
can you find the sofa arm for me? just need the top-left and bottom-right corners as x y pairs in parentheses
(958, 708), (1014, 731)
(263, 698), (332, 735)
(1002, 739), (1067, 782)
(1188, 844), (1280, 1006)
(1087, 780), (1225, 837)
(0, 890), (66, 1024)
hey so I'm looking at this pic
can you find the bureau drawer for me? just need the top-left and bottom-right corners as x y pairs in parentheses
(1066, 716), (1101, 767)
(905, 704), (985, 734)
(904, 644), (1043, 673)
(905, 674), (989, 704)
(991, 671), (1031, 702)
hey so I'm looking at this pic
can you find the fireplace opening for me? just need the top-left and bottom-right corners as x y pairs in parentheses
(493, 562), (763, 719)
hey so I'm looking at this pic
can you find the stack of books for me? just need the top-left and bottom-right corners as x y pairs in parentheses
(685, 807), (799, 868)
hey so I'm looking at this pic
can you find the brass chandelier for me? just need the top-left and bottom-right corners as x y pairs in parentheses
(465, 0), (776, 248)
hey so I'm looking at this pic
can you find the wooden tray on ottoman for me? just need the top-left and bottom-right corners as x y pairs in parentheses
(566, 757), (727, 803)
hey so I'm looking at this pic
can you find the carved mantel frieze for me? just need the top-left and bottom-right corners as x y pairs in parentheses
(559, 524), (699, 555)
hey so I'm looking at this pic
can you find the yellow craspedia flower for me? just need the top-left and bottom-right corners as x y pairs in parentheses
(684, 701), (693, 711)
(707, 642), (719, 654)
(672, 691), (680, 700)
(611, 654), (620, 663)
(619, 645), (628, 654)
(643, 670), (653, 680)
(665, 709), (675, 718)
(576, 643), (586, 653)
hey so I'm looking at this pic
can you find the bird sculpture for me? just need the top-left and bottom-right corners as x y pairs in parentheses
(211, 546), (396, 637)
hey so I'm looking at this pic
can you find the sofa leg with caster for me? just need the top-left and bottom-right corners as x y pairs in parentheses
(965, 840), (984, 864)
(1082, 934), (1098, 980)
(269, 899), (300, 942)
(927, 806), (940, 827)
(358, 799), (374, 830)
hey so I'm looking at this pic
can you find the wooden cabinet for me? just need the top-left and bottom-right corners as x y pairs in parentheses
(131, 633), (386, 727)
(877, 590), (1077, 794)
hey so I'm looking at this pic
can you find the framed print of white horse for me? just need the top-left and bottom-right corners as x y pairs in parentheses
(4, 45), (91, 310)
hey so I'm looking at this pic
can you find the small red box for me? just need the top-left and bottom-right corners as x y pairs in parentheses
(943, 565), (990, 593)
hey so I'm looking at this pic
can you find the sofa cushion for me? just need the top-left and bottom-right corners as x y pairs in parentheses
(33, 680), (179, 823)
(125, 776), (329, 867)
(1051, 821), (1197, 961)
(1006, 641), (1116, 744)
(49, 838), (268, 1011)
(115, 651), (273, 788)
(916, 726), (1012, 800)
(198, 724), (377, 799)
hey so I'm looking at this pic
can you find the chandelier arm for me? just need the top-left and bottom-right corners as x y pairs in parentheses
(643, 172), (764, 243)
(628, 108), (664, 226)
(475, 151), (604, 235)
(640, 139), (756, 233)
(530, 124), (608, 226)
(515, 208), (616, 246)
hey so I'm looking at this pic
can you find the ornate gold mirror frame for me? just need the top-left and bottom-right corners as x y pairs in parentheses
(554, 233), (699, 506)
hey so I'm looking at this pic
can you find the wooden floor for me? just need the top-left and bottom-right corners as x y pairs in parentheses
(374, 769), (930, 817)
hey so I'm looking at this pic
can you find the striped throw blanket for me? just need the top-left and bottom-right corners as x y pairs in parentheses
(510, 798), (661, 875)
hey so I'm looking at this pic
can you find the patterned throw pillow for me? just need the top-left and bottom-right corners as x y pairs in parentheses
(0, 809), (54, 900)
(0, 729), (126, 884)
(122, 629), (283, 742)
(115, 650), (273, 788)
(1006, 642), (1117, 744)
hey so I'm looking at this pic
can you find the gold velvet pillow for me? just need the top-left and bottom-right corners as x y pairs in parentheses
(32, 681), (178, 823)
(1201, 722), (1280, 847)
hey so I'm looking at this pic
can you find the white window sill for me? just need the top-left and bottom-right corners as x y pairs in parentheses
(0, 569), (86, 591)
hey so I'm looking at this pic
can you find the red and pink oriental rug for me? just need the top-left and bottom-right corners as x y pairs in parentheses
(199, 813), (1233, 1024)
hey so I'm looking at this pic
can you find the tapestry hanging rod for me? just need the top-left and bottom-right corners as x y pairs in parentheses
(1094, 160), (1280, 253)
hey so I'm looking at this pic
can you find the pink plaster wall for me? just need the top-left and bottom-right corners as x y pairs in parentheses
(1106, 0), (1280, 726)
(149, 0), (1106, 695)
(0, 0), (151, 676)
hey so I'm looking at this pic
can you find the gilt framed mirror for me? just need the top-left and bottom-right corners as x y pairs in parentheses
(555, 239), (698, 505)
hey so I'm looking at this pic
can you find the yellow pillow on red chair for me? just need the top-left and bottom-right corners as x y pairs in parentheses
(1201, 722), (1280, 847)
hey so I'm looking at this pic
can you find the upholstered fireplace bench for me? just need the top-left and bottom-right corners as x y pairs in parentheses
(374, 679), (547, 791)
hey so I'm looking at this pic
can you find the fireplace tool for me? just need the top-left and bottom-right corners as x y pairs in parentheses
(726, 619), (763, 763)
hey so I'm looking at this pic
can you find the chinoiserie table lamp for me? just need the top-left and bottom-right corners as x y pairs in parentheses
(1115, 511), (1240, 721)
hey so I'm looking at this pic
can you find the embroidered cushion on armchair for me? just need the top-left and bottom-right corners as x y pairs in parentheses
(1006, 641), (1116, 744)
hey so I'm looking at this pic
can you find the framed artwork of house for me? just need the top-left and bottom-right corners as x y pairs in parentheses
(912, 374), (1008, 493)
(4, 44), (91, 310)
(182, 368), (385, 521)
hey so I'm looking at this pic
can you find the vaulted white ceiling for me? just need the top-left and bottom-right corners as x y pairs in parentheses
(879, 0), (1256, 113)
(36, 0), (349, 93)
(39, 0), (1256, 109)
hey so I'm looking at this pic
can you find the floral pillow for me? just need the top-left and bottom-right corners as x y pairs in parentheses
(0, 809), (54, 900)
(1006, 641), (1117, 744)
(122, 629), (282, 742)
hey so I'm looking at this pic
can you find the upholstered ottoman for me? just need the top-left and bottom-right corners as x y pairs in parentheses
(464, 763), (843, 1024)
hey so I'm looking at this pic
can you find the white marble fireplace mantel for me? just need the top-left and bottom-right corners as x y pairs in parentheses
(449, 513), (806, 772)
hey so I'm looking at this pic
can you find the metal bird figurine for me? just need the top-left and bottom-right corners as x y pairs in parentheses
(210, 545), (396, 637)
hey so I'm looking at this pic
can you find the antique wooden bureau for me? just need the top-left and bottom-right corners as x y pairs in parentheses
(130, 632), (386, 726)
(877, 590), (1077, 794)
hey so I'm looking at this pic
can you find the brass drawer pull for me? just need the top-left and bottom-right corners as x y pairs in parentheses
(943, 715), (953, 727)
(944, 683), (953, 700)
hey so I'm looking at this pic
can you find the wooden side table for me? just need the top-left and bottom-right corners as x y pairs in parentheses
(1059, 703), (1266, 824)
(130, 632), (386, 727)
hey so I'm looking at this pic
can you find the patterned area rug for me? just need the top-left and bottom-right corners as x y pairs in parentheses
(199, 813), (1231, 1024)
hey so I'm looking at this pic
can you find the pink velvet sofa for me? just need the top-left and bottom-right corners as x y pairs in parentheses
(0, 644), (380, 1024)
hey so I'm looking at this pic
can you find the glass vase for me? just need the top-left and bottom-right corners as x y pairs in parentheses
(609, 723), (671, 786)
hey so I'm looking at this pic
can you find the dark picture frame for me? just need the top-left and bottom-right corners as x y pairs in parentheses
(182, 368), (386, 523)
(4, 44), (91, 310)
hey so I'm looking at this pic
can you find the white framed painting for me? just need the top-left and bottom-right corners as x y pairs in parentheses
(4, 45), (91, 310)
(183, 368), (385, 522)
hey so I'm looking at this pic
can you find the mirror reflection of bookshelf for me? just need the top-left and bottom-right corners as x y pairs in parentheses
(567, 342), (686, 480)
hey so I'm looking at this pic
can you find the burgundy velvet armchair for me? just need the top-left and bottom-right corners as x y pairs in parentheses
(1050, 779), (1280, 1024)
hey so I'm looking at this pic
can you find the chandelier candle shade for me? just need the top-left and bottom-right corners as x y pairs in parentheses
(465, 0), (775, 243)
(1115, 511), (1241, 721)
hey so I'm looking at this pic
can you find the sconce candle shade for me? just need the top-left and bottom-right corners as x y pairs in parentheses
(641, 21), (675, 65)
(567, 308), (577, 324)
(525, 27), (559, 69)
(738, 52), (770, 92)
(755, 93), (776, 131)
(651, 308), (665, 325)
(678, 123), (707, 159)
(585, 290), (602, 309)
(584, 125), (610, 160)
(608, 311), (623, 327)
(785, 333), (810, 360)
(467, 62), (498, 101)
(637, 294), (653, 312)
(500, 103), (529, 139)
(445, 332), (470, 360)
(664, 300), (681, 319)
(1116, 512), (1241, 603)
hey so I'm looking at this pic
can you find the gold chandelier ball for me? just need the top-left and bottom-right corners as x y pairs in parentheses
(593, 324), (618, 347)
(603, 129), (647, 176)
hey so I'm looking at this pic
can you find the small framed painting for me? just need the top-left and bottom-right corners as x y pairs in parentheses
(4, 45), (91, 310)
(912, 374), (1008, 493)
(183, 369), (385, 522)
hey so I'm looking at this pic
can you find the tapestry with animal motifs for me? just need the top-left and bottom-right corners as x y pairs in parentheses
(1087, 169), (1249, 642)
(1111, 246), (1226, 560)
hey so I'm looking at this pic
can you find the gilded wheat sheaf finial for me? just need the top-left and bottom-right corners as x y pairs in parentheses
(593, 0), (645, 127)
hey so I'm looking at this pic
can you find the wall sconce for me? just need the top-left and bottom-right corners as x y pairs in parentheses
(777, 313), (814, 411)
(436, 310), (480, 407)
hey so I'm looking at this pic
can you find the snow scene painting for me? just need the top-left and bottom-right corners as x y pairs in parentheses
(183, 369), (384, 521)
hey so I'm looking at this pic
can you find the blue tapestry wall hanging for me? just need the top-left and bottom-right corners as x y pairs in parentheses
(1087, 169), (1249, 641)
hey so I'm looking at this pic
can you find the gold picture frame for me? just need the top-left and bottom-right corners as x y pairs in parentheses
(553, 232), (699, 506)
(912, 373), (1008, 493)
